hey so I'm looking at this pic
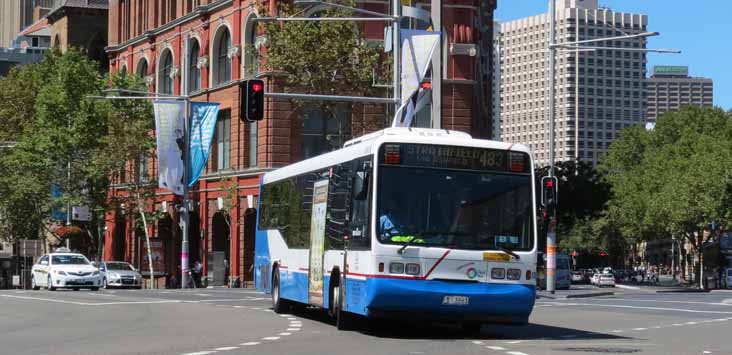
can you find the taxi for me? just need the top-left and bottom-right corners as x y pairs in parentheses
(31, 248), (102, 291)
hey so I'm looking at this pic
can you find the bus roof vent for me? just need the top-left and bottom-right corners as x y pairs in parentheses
(343, 128), (472, 147)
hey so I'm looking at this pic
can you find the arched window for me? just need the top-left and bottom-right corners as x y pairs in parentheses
(213, 28), (231, 86)
(120, 65), (128, 76)
(159, 50), (174, 95)
(188, 40), (201, 93)
(243, 14), (259, 78)
(136, 58), (148, 78)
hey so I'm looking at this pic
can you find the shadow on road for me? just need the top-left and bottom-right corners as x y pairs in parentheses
(283, 306), (630, 341)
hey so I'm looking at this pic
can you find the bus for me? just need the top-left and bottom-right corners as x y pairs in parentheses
(254, 127), (538, 330)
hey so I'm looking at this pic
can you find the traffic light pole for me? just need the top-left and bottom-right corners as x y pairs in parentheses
(546, 0), (557, 294)
(180, 98), (191, 289)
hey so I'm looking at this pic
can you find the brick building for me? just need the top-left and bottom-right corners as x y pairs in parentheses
(104, 0), (496, 287)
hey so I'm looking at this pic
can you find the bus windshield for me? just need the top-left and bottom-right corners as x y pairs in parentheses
(377, 158), (534, 251)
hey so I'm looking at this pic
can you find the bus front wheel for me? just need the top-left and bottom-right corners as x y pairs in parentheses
(271, 266), (289, 313)
(330, 280), (354, 330)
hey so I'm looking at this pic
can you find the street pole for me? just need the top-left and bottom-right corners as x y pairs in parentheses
(96, 209), (104, 263)
(430, 0), (441, 129)
(546, 0), (557, 294)
(181, 98), (191, 289)
(392, 0), (401, 116)
(671, 237), (676, 281)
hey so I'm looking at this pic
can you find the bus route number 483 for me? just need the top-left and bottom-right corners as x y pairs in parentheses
(443, 295), (470, 305)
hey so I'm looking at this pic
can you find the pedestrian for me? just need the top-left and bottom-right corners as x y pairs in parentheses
(193, 260), (202, 288)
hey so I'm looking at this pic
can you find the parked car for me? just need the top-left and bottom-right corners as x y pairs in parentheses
(571, 271), (585, 283)
(597, 273), (616, 287)
(98, 261), (143, 289)
(590, 273), (601, 285)
(31, 248), (102, 291)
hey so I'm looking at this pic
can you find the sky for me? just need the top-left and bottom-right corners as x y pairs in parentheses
(496, 0), (730, 110)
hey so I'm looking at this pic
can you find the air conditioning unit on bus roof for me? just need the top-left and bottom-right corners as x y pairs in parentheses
(343, 128), (472, 148)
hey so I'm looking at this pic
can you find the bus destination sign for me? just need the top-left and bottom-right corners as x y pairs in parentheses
(381, 143), (530, 173)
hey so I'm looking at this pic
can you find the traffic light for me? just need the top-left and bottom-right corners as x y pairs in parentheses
(541, 176), (559, 207)
(599, 251), (608, 257)
(240, 79), (264, 122)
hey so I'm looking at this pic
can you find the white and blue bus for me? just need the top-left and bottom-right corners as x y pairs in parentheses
(255, 128), (538, 330)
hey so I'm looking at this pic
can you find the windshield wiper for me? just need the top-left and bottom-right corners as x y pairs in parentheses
(396, 231), (470, 254)
(497, 246), (521, 260)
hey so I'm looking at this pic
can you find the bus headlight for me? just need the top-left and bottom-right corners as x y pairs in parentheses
(405, 263), (420, 275)
(389, 263), (405, 274)
(507, 268), (521, 280)
(491, 268), (505, 279)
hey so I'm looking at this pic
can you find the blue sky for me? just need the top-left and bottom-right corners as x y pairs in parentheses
(496, 1), (730, 110)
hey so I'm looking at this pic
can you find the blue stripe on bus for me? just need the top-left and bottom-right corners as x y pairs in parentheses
(270, 269), (535, 320)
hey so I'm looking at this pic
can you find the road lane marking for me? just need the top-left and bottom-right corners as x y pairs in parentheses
(685, 321), (698, 325)
(505, 341), (523, 344)
(286, 328), (300, 331)
(279, 332), (291, 336)
(506, 352), (530, 355)
(471, 341), (484, 345)
(486, 346), (505, 350)
(553, 302), (732, 314)
(611, 330), (624, 333)
(587, 298), (732, 307)
(632, 328), (647, 331)
(1, 294), (182, 306)
(262, 336), (280, 341)
(195, 293), (212, 296)
(239, 342), (260, 346)
(180, 351), (217, 355)
(213, 347), (238, 351)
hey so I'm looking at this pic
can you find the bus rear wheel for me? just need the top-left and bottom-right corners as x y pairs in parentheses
(271, 266), (290, 313)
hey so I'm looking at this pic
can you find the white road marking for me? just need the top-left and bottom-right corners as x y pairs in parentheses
(702, 351), (711, 354)
(556, 302), (732, 314)
(590, 298), (732, 307)
(685, 322), (698, 325)
(180, 351), (217, 355)
(233, 306), (244, 308)
(262, 336), (280, 341)
(632, 328), (647, 331)
(279, 314), (292, 317)
(506, 352), (530, 355)
(486, 346), (506, 350)
(505, 340), (523, 344)
(239, 342), (260, 346)
(213, 347), (238, 351)
(652, 326), (662, 329)
(611, 330), (624, 333)
(195, 293), (212, 296)
(160, 291), (172, 294)
(287, 317), (297, 320)
(471, 341), (484, 345)
(286, 328), (300, 331)
(1, 294), (182, 306)
(279, 332), (291, 336)
(615, 284), (641, 290)
(672, 324), (684, 326)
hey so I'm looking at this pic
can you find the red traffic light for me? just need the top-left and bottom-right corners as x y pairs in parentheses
(599, 251), (607, 257)
(252, 82), (263, 92)
(544, 179), (554, 188)
(420, 82), (432, 90)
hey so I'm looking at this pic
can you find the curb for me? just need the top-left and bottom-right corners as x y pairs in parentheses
(536, 291), (614, 299)
(710, 289), (732, 293)
(655, 288), (710, 293)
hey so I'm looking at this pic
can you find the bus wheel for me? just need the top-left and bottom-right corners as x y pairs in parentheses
(271, 266), (289, 313)
(332, 281), (354, 330)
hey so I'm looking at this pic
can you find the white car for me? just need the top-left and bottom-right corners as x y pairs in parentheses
(31, 249), (102, 291)
(590, 273), (599, 285)
(597, 273), (616, 287)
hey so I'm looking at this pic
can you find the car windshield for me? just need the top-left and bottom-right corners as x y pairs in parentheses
(376, 146), (534, 251)
(106, 262), (134, 271)
(52, 255), (90, 265)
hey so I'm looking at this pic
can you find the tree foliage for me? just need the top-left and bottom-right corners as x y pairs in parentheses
(600, 106), (732, 277)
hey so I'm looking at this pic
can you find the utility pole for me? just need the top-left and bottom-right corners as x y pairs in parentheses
(430, 0), (441, 129)
(180, 99), (191, 289)
(392, 0), (401, 116)
(546, 0), (557, 294)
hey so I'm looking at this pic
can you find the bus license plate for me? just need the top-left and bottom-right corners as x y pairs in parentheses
(442, 296), (469, 305)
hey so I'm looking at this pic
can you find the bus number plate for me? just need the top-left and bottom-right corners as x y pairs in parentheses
(442, 295), (469, 305)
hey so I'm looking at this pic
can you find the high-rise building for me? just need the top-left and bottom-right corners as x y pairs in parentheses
(0, 0), (54, 48)
(499, 0), (648, 166)
(646, 66), (713, 122)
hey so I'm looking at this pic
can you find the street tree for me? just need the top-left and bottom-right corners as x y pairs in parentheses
(260, 0), (390, 141)
(601, 106), (732, 287)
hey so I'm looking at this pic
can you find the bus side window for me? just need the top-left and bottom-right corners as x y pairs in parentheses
(348, 159), (371, 250)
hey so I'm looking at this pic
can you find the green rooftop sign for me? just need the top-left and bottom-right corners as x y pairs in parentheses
(653, 66), (688, 76)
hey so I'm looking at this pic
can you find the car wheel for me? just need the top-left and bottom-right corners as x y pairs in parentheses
(31, 276), (39, 291)
(102, 278), (107, 289)
(271, 266), (289, 314)
(47, 275), (56, 291)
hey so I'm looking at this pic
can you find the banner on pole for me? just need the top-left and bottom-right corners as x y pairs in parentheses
(188, 102), (220, 187)
(154, 100), (186, 195)
(392, 30), (440, 128)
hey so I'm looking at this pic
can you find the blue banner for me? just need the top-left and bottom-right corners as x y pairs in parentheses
(188, 102), (220, 187)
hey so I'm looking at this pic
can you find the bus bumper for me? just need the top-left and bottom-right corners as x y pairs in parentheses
(363, 279), (535, 324)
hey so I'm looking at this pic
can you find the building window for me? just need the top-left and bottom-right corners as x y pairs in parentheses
(301, 105), (351, 159)
(243, 14), (259, 78)
(249, 122), (258, 167)
(188, 40), (201, 93)
(136, 58), (148, 78)
(213, 28), (232, 86)
(159, 50), (174, 95)
(215, 110), (231, 171)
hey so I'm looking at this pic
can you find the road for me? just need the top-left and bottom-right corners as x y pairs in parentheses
(0, 286), (730, 355)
